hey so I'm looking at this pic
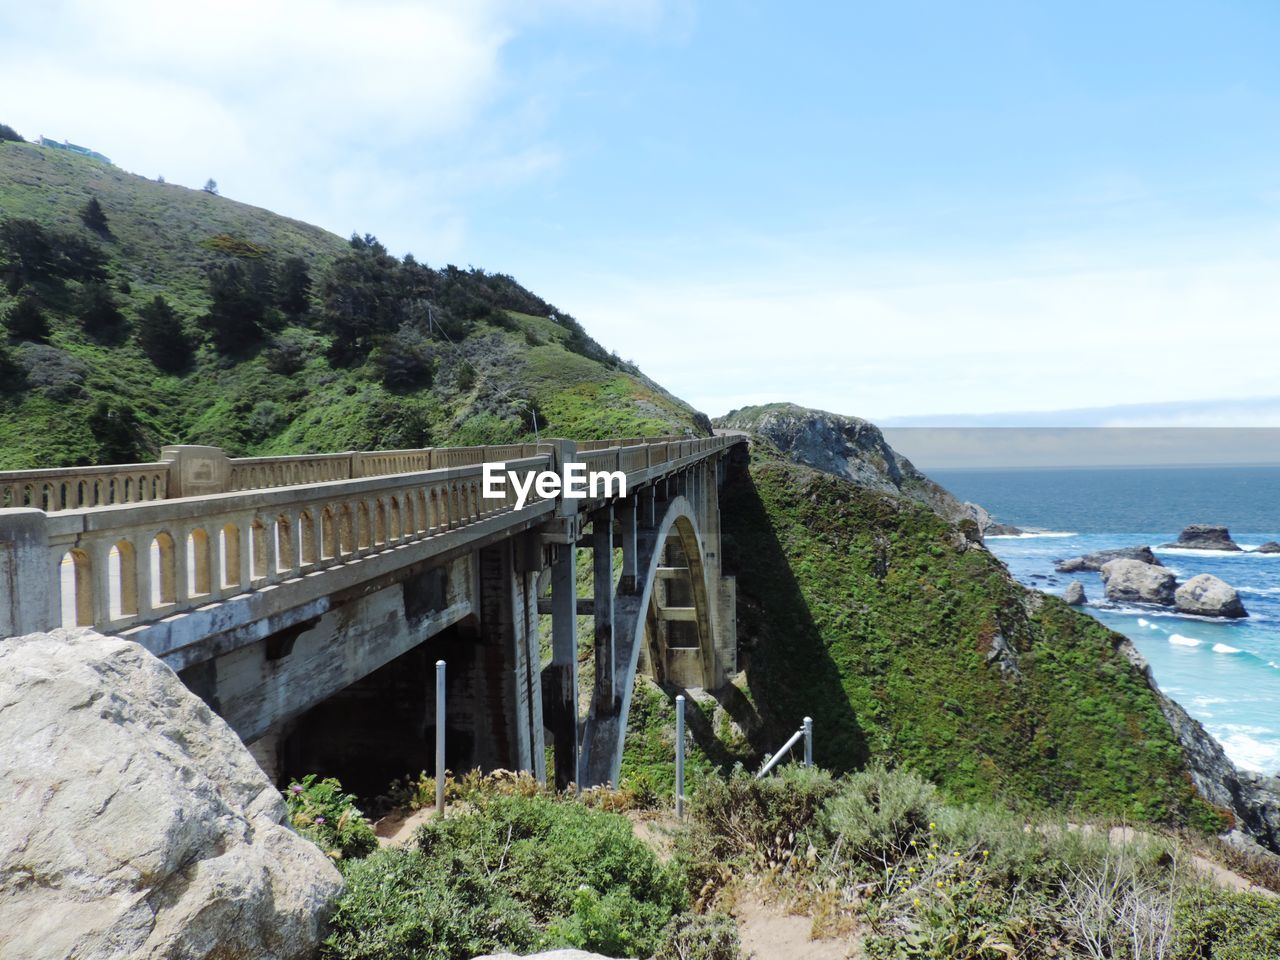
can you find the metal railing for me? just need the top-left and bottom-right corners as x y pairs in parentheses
(755, 716), (814, 779)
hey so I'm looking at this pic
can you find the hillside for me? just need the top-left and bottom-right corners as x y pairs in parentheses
(0, 139), (705, 469)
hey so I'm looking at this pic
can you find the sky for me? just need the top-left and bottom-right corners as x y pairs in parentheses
(3, 0), (1279, 423)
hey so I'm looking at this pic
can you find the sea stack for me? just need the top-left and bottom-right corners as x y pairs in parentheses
(1256, 541), (1280, 554)
(1100, 558), (1177, 606)
(1159, 525), (1242, 552)
(1174, 574), (1248, 618)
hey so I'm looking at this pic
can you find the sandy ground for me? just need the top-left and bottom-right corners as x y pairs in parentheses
(732, 896), (856, 960)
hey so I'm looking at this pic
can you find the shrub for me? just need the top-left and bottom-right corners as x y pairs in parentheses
(0, 123), (21, 142)
(820, 762), (939, 869)
(285, 774), (378, 861)
(1171, 885), (1280, 958)
(77, 280), (125, 342)
(135, 295), (192, 372)
(324, 791), (685, 960)
(4, 292), (49, 342)
(264, 328), (318, 375)
(80, 197), (109, 234)
(654, 912), (743, 960)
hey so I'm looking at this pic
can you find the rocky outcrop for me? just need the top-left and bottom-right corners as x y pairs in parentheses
(1160, 524), (1242, 552)
(1063, 581), (1087, 606)
(1054, 546), (1162, 573)
(1175, 574), (1248, 618)
(1100, 558), (1177, 606)
(714, 404), (995, 532)
(985, 522), (1024, 537)
(0, 628), (343, 960)
(1256, 541), (1280, 554)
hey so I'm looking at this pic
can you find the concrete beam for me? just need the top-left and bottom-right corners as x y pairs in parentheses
(536, 596), (594, 616)
(656, 606), (698, 622)
(655, 566), (687, 580)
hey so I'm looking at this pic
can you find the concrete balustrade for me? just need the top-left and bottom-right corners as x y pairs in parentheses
(22, 455), (551, 637)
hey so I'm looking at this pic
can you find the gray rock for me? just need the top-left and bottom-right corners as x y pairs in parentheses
(1054, 546), (1161, 573)
(1160, 524), (1242, 552)
(713, 404), (993, 531)
(985, 522), (1024, 537)
(0, 628), (343, 960)
(1174, 574), (1248, 618)
(1100, 558), (1177, 606)
(1256, 541), (1280, 554)
(984, 633), (1023, 680)
(1063, 581), (1087, 606)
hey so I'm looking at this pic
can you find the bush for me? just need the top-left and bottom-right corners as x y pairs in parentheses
(135, 295), (192, 372)
(820, 762), (939, 869)
(0, 123), (21, 142)
(285, 774), (378, 861)
(4, 292), (49, 342)
(77, 280), (125, 342)
(264, 328), (318, 375)
(1172, 886), (1280, 958)
(654, 912), (743, 960)
(323, 791), (685, 960)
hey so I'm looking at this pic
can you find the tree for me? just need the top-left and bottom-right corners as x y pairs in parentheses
(80, 197), (110, 235)
(0, 123), (22, 143)
(205, 260), (273, 353)
(0, 218), (107, 289)
(78, 280), (126, 342)
(277, 256), (313, 318)
(320, 234), (403, 364)
(0, 342), (23, 391)
(374, 323), (435, 391)
(3, 292), (49, 342)
(88, 400), (147, 463)
(203, 179), (219, 195)
(136, 295), (193, 372)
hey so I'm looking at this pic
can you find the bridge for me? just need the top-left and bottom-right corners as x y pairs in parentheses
(0, 434), (747, 791)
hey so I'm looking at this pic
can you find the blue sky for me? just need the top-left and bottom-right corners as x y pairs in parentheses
(3, 1), (1279, 422)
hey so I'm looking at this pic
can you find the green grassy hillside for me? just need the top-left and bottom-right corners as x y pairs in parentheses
(719, 452), (1225, 831)
(0, 140), (704, 468)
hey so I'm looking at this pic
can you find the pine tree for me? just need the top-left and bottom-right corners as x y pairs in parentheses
(78, 280), (125, 342)
(203, 178), (219, 195)
(136, 295), (192, 372)
(3, 293), (49, 342)
(277, 256), (313, 319)
(80, 197), (110, 234)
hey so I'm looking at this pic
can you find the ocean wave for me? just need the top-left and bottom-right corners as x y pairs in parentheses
(1168, 633), (1202, 647)
(1211, 727), (1280, 773)
(1155, 546), (1255, 558)
(1239, 585), (1280, 596)
(1212, 643), (1242, 654)
(987, 530), (1077, 539)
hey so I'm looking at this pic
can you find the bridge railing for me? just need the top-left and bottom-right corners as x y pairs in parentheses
(0, 437), (712, 511)
(18, 454), (553, 638)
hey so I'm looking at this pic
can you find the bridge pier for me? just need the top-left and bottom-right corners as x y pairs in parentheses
(591, 506), (616, 715)
(546, 540), (579, 790)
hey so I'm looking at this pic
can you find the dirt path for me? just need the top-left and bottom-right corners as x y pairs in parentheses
(732, 895), (856, 960)
(374, 805), (435, 846)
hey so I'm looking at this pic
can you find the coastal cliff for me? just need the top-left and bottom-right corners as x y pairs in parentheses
(715, 403), (1280, 852)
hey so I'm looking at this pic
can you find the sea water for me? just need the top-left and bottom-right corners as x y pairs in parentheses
(931, 465), (1280, 776)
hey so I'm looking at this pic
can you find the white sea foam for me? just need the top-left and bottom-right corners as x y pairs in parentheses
(1239, 586), (1280, 596)
(1210, 725), (1280, 773)
(1136, 618), (1149, 627)
(988, 530), (1076, 539)
(1168, 634), (1202, 647)
(1212, 643), (1241, 654)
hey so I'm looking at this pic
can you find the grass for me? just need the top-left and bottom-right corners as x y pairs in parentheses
(720, 455), (1227, 832)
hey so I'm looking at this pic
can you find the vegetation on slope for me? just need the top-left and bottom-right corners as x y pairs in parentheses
(719, 454), (1225, 832)
(0, 139), (704, 468)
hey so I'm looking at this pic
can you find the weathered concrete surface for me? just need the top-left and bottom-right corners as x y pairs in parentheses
(0, 628), (342, 960)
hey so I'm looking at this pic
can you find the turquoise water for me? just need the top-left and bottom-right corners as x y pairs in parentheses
(931, 467), (1280, 775)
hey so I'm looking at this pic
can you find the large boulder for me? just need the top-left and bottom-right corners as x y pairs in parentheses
(1100, 558), (1177, 606)
(1054, 546), (1161, 573)
(0, 628), (343, 960)
(1062, 581), (1087, 606)
(1159, 524), (1242, 552)
(1174, 574), (1248, 618)
(1256, 541), (1280, 554)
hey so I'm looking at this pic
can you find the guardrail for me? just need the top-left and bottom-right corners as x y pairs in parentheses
(0, 436), (715, 511)
(0, 434), (743, 639)
(756, 717), (814, 779)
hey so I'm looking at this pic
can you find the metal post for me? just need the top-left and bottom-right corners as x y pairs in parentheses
(675, 695), (686, 819)
(435, 659), (446, 816)
(803, 716), (813, 768)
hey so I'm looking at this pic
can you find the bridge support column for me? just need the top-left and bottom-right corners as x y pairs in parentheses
(473, 541), (545, 777)
(0, 509), (55, 637)
(591, 506), (616, 710)
(548, 541), (579, 789)
(618, 497), (637, 594)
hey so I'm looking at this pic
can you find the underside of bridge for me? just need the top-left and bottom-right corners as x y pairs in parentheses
(2, 438), (747, 795)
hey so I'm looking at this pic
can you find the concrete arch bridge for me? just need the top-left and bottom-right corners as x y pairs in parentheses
(0, 434), (747, 790)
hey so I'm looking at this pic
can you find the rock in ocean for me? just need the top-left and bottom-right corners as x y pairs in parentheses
(1062, 581), (1087, 606)
(0, 628), (343, 960)
(1100, 558), (1177, 606)
(1256, 541), (1280, 554)
(1159, 524), (1242, 552)
(1054, 545), (1162, 573)
(1174, 573), (1248, 619)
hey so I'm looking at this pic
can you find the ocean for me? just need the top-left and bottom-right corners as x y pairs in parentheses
(930, 465), (1280, 776)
